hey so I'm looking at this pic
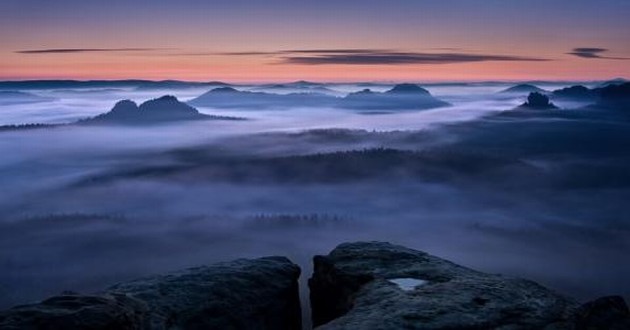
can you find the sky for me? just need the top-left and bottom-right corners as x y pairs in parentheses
(1, 0), (629, 82)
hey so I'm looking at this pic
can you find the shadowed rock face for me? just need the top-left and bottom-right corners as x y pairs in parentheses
(308, 242), (629, 329)
(108, 256), (302, 330)
(574, 296), (630, 330)
(597, 82), (630, 108)
(98, 99), (141, 121)
(0, 294), (147, 330)
(518, 92), (558, 109)
(0, 257), (302, 330)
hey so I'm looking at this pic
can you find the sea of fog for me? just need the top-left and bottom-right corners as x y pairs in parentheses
(0, 81), (628, 324)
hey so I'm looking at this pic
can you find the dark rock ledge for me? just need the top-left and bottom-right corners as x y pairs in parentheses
(309, 242), (630, 329)
(0, 257), (301, 330)
(1, 242), (628, 329)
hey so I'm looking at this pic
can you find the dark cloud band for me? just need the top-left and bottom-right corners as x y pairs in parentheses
(206, 49), (548, 65)
(567, 48), (628, 60)
(280, 51), (548, 65)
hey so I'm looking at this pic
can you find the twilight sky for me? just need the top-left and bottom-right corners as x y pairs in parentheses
(1, 0), (629, 82)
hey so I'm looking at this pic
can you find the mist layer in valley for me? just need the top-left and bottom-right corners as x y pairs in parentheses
(0, 79), (628, 313)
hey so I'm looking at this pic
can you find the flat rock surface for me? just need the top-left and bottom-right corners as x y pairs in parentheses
(108, 256), (302, 330)
(0, 256), (301, 330)
(310, 242), (582, 329)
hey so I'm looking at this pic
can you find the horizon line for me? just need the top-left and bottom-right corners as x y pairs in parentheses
(0, 77), (625, 85)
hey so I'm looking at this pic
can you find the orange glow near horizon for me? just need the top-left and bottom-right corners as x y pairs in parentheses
(2, 1), (629, 83)
(1, 50), (629, 83)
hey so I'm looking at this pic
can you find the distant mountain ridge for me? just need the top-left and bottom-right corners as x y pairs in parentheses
(384, 83), (430, 94)
(0, 80), (231, 90)
(499, 84), (548, 94)
(552, 85), (596, 101)
(189, 83), (450, 111)
(251, 81), (336, 94)
(504, 83), (630, 115)
(598, 78), (628, 88)
(0, 91), (54, 104)
(188, 87), (336, 109)
(549, 82), (630, 107)
(342, 84), (449, 110)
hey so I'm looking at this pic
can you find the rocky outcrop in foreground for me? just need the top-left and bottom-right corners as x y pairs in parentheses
(0, 257), (301, 330)
(1, 242), (628, 329)
(0, 294), (145, 330)
(309, 242), (630, 329)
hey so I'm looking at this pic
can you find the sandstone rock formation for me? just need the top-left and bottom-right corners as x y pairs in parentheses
(83, 95), (240, 124)
(1, 243), (628, 329)
(309, 241), (629, 329)
(342, 84), (450, 110)
(0, 257), (301, 330)
(518, 92), (558, 109)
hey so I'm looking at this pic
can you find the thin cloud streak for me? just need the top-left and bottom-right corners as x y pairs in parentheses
(16, 48), (165, 54)
(199, 49), (388, 56)
(567, 48), (629, 60)
(213, 51), (275, 56)
(283, 49), (387, 54)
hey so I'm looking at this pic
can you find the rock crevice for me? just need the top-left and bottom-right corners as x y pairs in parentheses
(1, 242), (629, 329)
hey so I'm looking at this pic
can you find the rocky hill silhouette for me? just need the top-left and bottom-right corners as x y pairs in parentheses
(82, 95), (241, 125)
(551, 85), (597, 101)
(188, 83), (449, 111)
(341, 84), (450, 110)
(598, 78), (628, 88)
(516, 92), (558, 110)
